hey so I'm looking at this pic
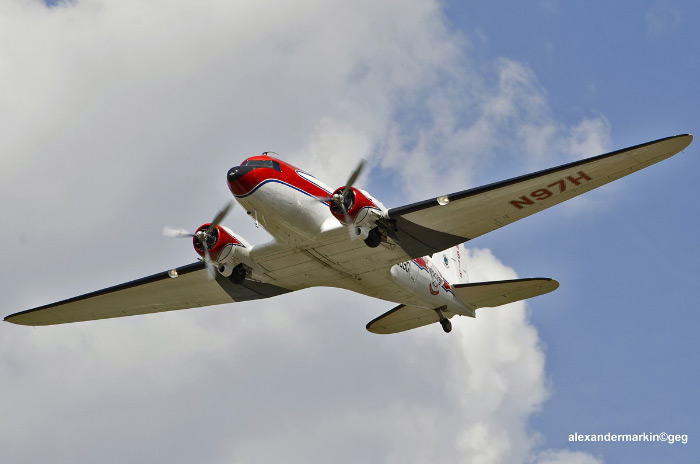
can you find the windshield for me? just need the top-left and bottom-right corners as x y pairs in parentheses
(243, 159), (281, 171)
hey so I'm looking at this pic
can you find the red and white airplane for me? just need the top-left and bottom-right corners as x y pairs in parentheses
(5, 134), (692, 333)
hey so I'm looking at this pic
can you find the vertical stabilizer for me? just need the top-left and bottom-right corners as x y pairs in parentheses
(434, 243), (469, 285)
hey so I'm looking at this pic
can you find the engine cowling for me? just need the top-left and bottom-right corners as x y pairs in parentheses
(328, 186), (387, 228)
(193, 223), (251, 265)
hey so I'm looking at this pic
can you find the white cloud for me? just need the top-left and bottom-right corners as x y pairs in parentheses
(646, 2), (683, 38)
(0, 1), (606, 463)
(376, 57), (611, 202)
(566, 116), (612, 160)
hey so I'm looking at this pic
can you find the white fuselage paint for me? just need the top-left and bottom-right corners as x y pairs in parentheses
(234, 181), (473, 317)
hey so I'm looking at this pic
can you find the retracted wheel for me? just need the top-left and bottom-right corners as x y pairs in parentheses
(364, 227), (382, 248)
(440, 318), (452, 333)
(229, 264), (247, 284)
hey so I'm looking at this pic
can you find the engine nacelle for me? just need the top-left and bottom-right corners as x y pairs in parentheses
(193, 224), (252, 267)
(329, 186), (388, 229)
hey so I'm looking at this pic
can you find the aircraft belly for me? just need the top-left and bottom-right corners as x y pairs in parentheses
(258, 258), (449, 311)
(237, 182), (332, 244)
(240, 187), (424, 304)
(250, 245), (414, 304)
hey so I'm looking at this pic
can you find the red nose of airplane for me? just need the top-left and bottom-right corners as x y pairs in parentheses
(227, 165), (257, 196)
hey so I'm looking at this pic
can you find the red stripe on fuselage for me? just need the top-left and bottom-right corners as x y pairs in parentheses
(228, 156), (331, 199)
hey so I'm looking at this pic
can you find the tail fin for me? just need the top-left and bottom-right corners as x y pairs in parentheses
(434, 243), (469, 285)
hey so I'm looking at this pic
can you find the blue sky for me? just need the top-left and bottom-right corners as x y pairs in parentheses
(1, 1), (697, 463)
(444, 2), (699, 462)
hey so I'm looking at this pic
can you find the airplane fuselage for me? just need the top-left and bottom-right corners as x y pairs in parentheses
(225, 155), (474, 320)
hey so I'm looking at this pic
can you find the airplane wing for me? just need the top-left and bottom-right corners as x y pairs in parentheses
(4, 262), (292, 326)
(386, 134), (692, 258)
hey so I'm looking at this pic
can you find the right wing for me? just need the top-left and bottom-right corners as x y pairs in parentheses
(4, 262), (292, 326)
(386, 134), (692, 258)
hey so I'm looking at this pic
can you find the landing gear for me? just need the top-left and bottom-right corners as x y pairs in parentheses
(434, 307), (452, 333)
(229, 263), (247, 284)
(364, 227), (382, 248)
(440, 318), (452, 333)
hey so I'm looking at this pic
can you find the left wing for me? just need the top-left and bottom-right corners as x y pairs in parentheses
(4, 262), (292, 326)
(386, 134), (692, 258)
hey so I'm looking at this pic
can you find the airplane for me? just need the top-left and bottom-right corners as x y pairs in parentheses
(4, 134), (692, 334)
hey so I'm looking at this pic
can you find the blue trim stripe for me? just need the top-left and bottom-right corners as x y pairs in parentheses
(235, 178), (330, 204)
(295, 170), (332, 196)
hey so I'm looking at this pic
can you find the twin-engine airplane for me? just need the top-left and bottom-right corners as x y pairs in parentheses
(5, 134), (692, 333)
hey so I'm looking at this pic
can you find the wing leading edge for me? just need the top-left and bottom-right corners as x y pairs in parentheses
(5, 262), (292, 326)
(387, 134), (692, 258)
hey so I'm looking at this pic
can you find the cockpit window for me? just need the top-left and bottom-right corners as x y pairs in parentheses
(243, 159), (281, 172)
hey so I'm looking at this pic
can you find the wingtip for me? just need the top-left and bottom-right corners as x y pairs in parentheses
(4, 314), (22, 325)
(659, 133), (693, 154)
(677, 133), (693, 150)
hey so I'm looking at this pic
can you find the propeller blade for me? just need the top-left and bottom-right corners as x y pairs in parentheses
(342, 158), (366, 196)
(339, 201), (358, 240)
(163, 226), (194, 238)
(206, 201), (234, 235)
(200, 234), (216, 280)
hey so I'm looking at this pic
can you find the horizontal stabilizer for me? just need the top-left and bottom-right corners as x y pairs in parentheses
(367, 278), (558, 335)
(366, 304), (456, 334)
(453, 278), (559, 309)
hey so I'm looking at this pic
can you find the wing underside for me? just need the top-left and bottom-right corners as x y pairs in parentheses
(387, 134), (692, 258)
(452, 278), (559, 309)
(366, 304), (456, 334)
(5, 262), (292, 326)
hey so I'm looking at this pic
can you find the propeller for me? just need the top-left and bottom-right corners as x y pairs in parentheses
(342, 158), (366, 198)
(206, 201), (233, 235)
(163, 227), (193, 238)
(327, 158), (366, 238)
(163, 200), (234, 278)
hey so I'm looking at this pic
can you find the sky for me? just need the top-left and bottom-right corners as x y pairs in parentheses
(0, 1), (698, 463)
